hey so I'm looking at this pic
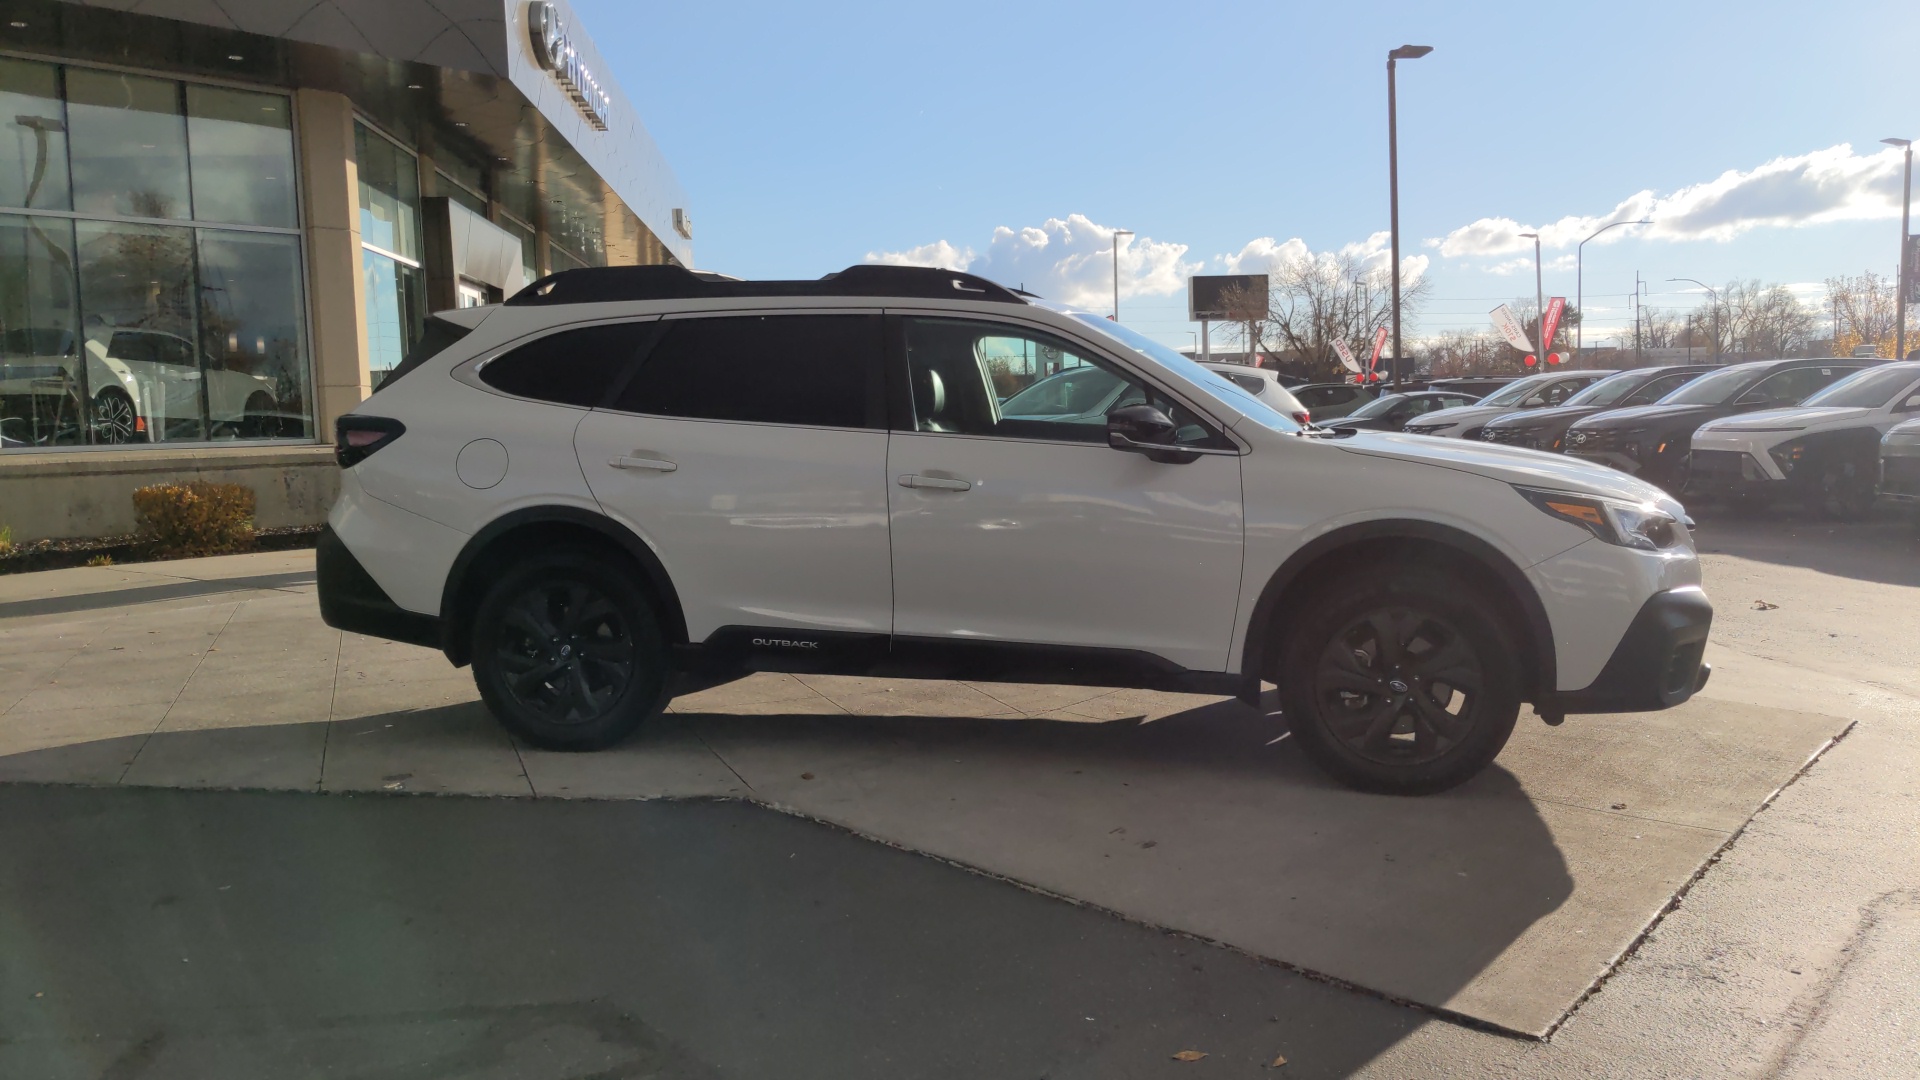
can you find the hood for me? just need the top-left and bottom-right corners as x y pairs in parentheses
(1482, 404), (1596, 430)
(1886, 416), (1920, 438)
(1335, 431), (1670, 504)
(1406, 403), (1507, 427)
(1571, 402), (1719, 431)
(1698, 406), (1873, 433)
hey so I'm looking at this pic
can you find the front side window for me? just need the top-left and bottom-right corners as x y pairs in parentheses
(904, 317), (1222, 446)
(1744, 367), (1837, 407)
(1621, 371), (1696, 406)
(1480, 375), (1556, 407)
(615, 314), (881, 429)
(1800, 365), (1920, 408)
(1658, 365), (1761, 405)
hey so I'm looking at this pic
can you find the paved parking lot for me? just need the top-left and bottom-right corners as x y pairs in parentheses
(2, 511), (1917, 1076)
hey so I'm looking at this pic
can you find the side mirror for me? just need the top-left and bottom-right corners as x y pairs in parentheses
(1108, 404), (1198, 464)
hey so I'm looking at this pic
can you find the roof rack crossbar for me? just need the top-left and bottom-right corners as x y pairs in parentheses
(506, 264), (1027, 307)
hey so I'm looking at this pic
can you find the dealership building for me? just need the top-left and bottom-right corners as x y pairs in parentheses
(0, 0), (690, 540)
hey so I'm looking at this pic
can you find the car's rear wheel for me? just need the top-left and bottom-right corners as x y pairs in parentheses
(471, 549), (671, 750)
(1278, 569), (1521, 795)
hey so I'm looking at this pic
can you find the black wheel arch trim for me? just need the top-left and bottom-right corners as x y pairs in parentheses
(439, 505), (689, 667)
(1238, 519), (1557, 708)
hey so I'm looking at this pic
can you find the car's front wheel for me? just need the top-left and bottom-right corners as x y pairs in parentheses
(1278, 568), (1522, 795)
(471, 549), (671, 750)
(93, 388), (139, 444)
(1813, 457), (1876, 520)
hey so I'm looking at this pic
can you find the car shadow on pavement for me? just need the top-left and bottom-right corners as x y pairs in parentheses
(1, 694), (1577, 1039)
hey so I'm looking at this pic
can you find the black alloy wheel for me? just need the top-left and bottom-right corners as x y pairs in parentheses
(472, 550), (669, 749)
(1314, 608), (1483, 768)
(1279, 569), (1521, 794)
(93, 388), (138, 444)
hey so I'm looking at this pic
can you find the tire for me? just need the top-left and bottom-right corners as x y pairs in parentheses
(1814, 458), (1875, 521)
(93, 388), (139, 444)
(470, 548), (671, 750)
(1277, 568), (1522, 795)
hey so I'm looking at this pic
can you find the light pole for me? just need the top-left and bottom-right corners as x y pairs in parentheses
(1386, 43), (1432, 387)
(1884, 138), (1912, 360)
(1668, 277), (1721, 364)
(1576, 218), (1649, 353)
(1519, 232), (1544, 364)
(1111, 228), (1133, 321)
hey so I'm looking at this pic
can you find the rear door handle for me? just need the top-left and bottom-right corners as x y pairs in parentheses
(610, 455), (677, 473)
(897, 473), (971, 492)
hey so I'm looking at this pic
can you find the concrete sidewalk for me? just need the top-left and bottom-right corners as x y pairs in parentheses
(0, 548), (1859, 1043)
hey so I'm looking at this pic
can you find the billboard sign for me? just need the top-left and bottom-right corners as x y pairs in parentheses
(1188, 274), (1270, 321)
(1490, 303), (1535, 352)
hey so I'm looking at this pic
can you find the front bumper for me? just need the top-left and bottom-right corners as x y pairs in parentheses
(1685, 448), (1784, 496)
(1554, 588), (1713, 714)
(1881, 453), (1920, 504)
(316, 525), (445, 650)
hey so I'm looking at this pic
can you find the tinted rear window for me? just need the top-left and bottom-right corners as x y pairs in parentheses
(614, 314), (881, 428)
(479, 322), (653, 406)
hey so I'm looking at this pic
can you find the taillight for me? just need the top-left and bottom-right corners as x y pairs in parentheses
(335, 415), (405, 468)
(1295, 410), (1311, 425)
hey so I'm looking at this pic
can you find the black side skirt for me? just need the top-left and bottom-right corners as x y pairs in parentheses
(679, 626), (1242, 697)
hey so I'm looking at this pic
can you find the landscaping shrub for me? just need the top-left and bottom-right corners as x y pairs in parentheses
(131, 481), (257, 558)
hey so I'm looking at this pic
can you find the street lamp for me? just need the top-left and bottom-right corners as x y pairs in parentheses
(1386, 43), (1432, 387)
(1519, 232), (1544, 363)
(1576, 218), (1649, 352)
(1111, 228), (1133, 321)
(1884, 138), (1912, 360)
(1668, 277), (1721, 364)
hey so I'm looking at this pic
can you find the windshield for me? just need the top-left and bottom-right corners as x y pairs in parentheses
(1348, 393), (1409, 419)
(1000, 365), (1125, 416)
(1478, 374), (1555, 407)
(1801, 365), (1920, 408)
(1565, 370), (1648, 408)
(1070, 313), (1302, 432)
(1658, 365), (1762, 405)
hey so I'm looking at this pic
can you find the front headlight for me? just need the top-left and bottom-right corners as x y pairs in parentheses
(1768, 439), (1807, 475)
(1514, 486), (1684, 550)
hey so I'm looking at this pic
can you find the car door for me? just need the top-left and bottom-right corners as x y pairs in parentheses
(574, 311), (894, 643)
(885, 314), (1245, 672)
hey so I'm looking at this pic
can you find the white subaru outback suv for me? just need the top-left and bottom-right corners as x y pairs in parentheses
(319, 265), (1712, 795)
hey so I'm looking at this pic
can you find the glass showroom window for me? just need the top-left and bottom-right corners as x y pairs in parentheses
(355, 121), (424, 389)
(0, 57), (310, 451)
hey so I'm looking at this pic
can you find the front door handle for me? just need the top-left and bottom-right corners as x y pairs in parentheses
(610, 454), (677, 473)
(897, 473), (971, 492)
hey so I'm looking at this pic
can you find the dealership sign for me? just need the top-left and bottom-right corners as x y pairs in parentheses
(528, 2), (611, 131)
(1331, 338), (1361, 373)
(1489, 303), (1535, 352)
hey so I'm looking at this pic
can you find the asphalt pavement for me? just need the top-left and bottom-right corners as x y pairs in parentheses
(1, 784), (1434, 1080)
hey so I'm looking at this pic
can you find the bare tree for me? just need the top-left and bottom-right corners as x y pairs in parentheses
(1719, 280), (1816, 358)
(1261, 252), (1432, 381)
(1824, 271), (1908, 357)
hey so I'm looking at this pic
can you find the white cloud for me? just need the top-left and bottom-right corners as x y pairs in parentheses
(865, 214), (1199, 308)
(863, 239), (974, 270)
(1434, 143), (1907, 258)
(1215, 231), (1428, 285)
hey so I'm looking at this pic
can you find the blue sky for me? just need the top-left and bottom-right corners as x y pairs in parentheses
(576, 0), (1919, 350)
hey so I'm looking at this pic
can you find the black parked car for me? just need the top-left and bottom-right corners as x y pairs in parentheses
(1562, 358), (1879, 491)
(1478, 365), (1716, 452)
(1323, 390), (1482, 431)
(1290, 382), (1381, 420)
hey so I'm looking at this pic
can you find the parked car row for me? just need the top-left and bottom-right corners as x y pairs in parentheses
(1391, 356), (1918, 519)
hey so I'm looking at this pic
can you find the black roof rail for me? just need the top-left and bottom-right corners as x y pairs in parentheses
(505, 264), (1028, 307)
